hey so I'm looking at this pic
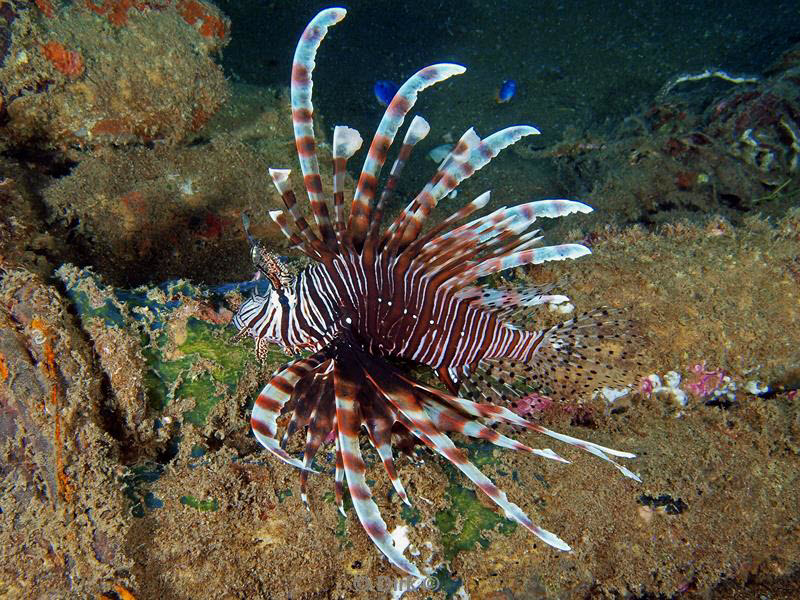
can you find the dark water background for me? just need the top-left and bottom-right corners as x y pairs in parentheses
(217, 0), (800, 151)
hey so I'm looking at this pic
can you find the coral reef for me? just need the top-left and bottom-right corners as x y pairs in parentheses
(43, 138), (276, 285)
(17, 86), (334, 286)
(1, 4), (799, 598)
(0, 161), (66, 277)
(35, 84), (335, 286)
(3, 212), (798, 598)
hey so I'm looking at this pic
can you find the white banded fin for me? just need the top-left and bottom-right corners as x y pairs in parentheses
(527, 199), (593, 218)
(531, 448), (570, 463)
(473, 190), (491, 209)
(531, 243), (592, 264)
(428, 144), (453, 163)
(268, 168), (292, 194)
(534, 527), (572, 552)
(333, 126), (363, 159)
(404, 115), (430, 144)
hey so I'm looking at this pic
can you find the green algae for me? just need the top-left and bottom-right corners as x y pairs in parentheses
(400, 503), (421, 526)
(122, 463), (165, 518)
(180, 495), (219, 511)
(64, 286), (127, 326)
(434, 483), (517, 561)
(458, 439), (498, 469)
(334, 513), (353, 547)
(429, 565), (463, 599)
(321, 491), (355, 547)
(178, 318), (252, 386)
(58, 266), (202, 329)
(60, 267), (270, 427)
(178, 374), (220, 426)
(144, 318), (255, 425)
(429, 439), (518, 563)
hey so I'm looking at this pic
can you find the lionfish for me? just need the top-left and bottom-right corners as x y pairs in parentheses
(232, 8), (641, 576)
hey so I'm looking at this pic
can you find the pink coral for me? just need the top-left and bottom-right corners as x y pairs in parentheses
(639, 374), (659, 395)
(684, 362), (726, 398)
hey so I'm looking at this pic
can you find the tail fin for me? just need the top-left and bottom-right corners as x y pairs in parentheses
(470, 309), (644, 406)
(528, 309), (644, 402)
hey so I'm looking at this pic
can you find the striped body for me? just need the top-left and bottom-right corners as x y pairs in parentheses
(231, 8), (642, 577)
(235, 250), (541, 370)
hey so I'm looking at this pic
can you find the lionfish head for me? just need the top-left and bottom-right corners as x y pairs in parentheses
(231, 211), (297, 345)
(232, 286), (291, 350)
(241, 213), (294, 291)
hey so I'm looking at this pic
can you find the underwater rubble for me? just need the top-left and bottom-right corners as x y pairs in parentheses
(1, 5), (800, 600)
(0, 268), (131, 596)
(513, 42), (800, 230)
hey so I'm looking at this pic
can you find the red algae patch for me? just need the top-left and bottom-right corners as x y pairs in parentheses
(84, 0), (159, 27)
(34, 0), (56, 18)
(82, 0), (229, 40)
(176, 0), (227, 39)
(41, 40), (84, 76)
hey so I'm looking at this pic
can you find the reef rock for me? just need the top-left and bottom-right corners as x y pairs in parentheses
(0, 268), (131, 596)
(0, 0), (230, 155)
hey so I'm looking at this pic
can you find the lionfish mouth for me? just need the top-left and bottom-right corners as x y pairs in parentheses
(231, 7), (643, 577)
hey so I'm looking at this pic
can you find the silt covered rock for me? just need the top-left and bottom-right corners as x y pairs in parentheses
(0, 0), (229, 155)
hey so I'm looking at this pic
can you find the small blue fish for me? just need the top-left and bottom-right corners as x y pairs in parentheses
(496, 79), (517, 103)
(373, 80), (400, 107)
